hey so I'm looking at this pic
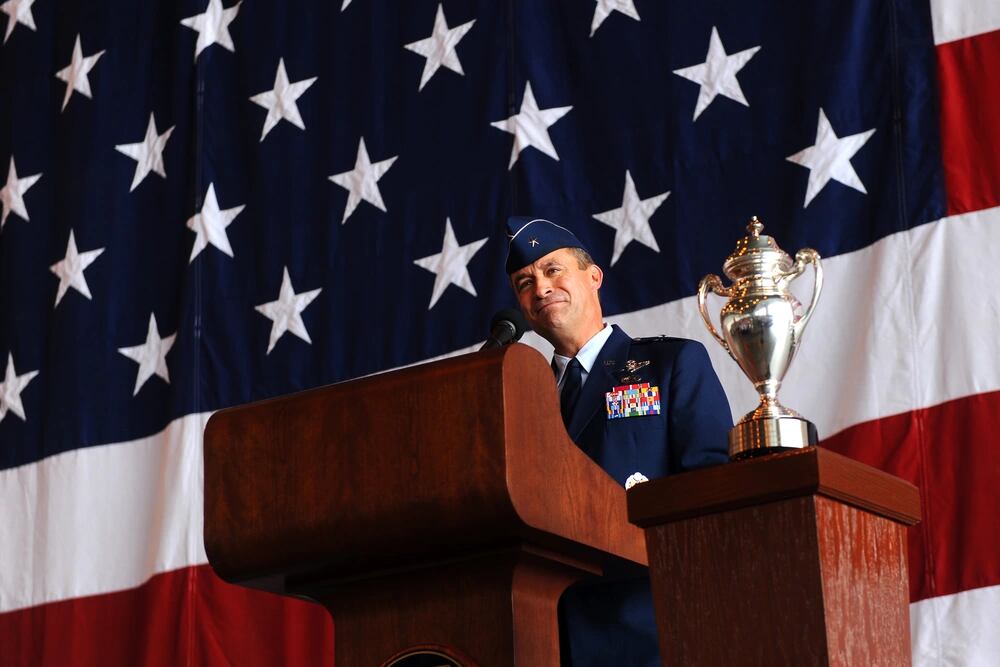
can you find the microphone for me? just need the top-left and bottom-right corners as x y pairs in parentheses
(480, 308), (529, 350)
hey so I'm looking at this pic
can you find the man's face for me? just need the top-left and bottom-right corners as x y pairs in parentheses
(510, 247), (604, 342)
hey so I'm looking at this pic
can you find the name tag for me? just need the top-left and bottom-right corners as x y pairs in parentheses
(606, 383), (661, 419)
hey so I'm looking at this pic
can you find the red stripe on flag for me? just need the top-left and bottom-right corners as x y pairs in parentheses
(937, 29), (1000, 215)
(0, 565), (334, 666)
(822, 390), (1000, 603)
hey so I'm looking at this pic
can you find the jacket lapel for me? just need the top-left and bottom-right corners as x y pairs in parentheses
(566, 325), (632, 441)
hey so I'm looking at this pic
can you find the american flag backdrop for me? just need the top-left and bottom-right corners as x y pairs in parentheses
(1, 0), (998, 664)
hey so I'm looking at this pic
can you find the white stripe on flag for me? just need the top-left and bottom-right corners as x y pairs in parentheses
(912, 584), (1000, 666)
(0, 413), (210, 613)
(930, 0), (1000, 45)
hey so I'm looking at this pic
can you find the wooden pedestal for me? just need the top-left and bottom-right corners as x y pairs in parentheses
(627, 447), (921, 666)
(311, 546), (595, 666)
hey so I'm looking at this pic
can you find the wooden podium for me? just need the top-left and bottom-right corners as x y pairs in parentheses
(203, 343), (646, 666)
(627, 447), (921, 666)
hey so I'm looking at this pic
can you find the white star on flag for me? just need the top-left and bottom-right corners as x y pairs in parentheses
(593, 170), (669, 266)
(180, 0), (241, 61)
(404, 4), (475, 91)
(0, 352), (38, 423)
(673, 26), (761, 121)
(590, 0), (640, 38)
(187, 183), (245, 262)
(1, 0), (36, 44)
(254, 267), (322, 354)
(786, 108), (876, 207)
(413, 218), (488, 309)
(249, 58), (317, 141)
(50, 230), (105, 307)
(328, 137), (398, 224)
(114, 113), (175, 192)
(0, 157), (41, 229)
(490, 81), (572, 169)
(55, 34), (105, 112)
(118, 314), (176, 396)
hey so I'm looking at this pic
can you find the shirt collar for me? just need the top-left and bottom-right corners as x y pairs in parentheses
(552, 323), (612, 382)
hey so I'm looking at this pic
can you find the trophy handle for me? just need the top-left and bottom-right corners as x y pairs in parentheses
(697, 274), (733, 353)
(785, 248), (823, 338)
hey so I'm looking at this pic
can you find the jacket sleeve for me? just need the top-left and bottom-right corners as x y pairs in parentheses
(667, 339), (732, 472)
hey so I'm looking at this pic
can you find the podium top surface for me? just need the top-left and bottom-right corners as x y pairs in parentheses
(627, 447), (921, 528)
(204, 343), (646, 588)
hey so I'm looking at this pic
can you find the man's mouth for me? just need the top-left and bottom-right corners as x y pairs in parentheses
(534, 299), (566, 315)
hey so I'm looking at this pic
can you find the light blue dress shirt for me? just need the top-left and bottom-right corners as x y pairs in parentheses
(552, 323), (613, 394)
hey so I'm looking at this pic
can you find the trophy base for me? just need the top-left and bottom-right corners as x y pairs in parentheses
(728, 417), (818, 461)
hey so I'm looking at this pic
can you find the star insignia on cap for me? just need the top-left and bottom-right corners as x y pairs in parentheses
(529, 238), (539, 247)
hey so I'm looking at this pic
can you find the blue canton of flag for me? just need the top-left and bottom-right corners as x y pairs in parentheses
(0, 0), (943, 467)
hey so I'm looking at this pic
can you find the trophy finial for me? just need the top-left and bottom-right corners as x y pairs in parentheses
(748, 216), (764, 237)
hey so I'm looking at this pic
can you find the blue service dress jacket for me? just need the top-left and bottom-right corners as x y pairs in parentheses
(558, 324), (732, 667)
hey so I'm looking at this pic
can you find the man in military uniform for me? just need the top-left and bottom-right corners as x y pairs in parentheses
(505, 215), (732, 665)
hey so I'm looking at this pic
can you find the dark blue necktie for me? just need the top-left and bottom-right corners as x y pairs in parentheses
(560, 358), (583, 426)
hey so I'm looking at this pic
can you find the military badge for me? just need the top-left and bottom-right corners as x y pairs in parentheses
(605, 382), (661, 419)
(616, 359), (650, 384)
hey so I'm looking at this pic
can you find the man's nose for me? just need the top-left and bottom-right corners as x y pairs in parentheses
(533, 277), (553, 298)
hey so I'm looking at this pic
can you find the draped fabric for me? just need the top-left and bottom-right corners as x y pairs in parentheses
(1, 1), (998, 663)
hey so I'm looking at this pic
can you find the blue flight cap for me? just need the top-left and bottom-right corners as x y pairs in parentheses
(504, 216), (588, 274)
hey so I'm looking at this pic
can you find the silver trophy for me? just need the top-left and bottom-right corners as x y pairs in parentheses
(697, 217), (823, 459)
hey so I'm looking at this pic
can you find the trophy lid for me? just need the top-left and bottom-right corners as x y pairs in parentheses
(722, 216), (793, 279)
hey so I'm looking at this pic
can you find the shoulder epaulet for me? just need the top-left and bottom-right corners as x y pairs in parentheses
(632, 335), (669, 344)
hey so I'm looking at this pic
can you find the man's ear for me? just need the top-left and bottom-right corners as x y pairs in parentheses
(589, 264), (604, 291)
